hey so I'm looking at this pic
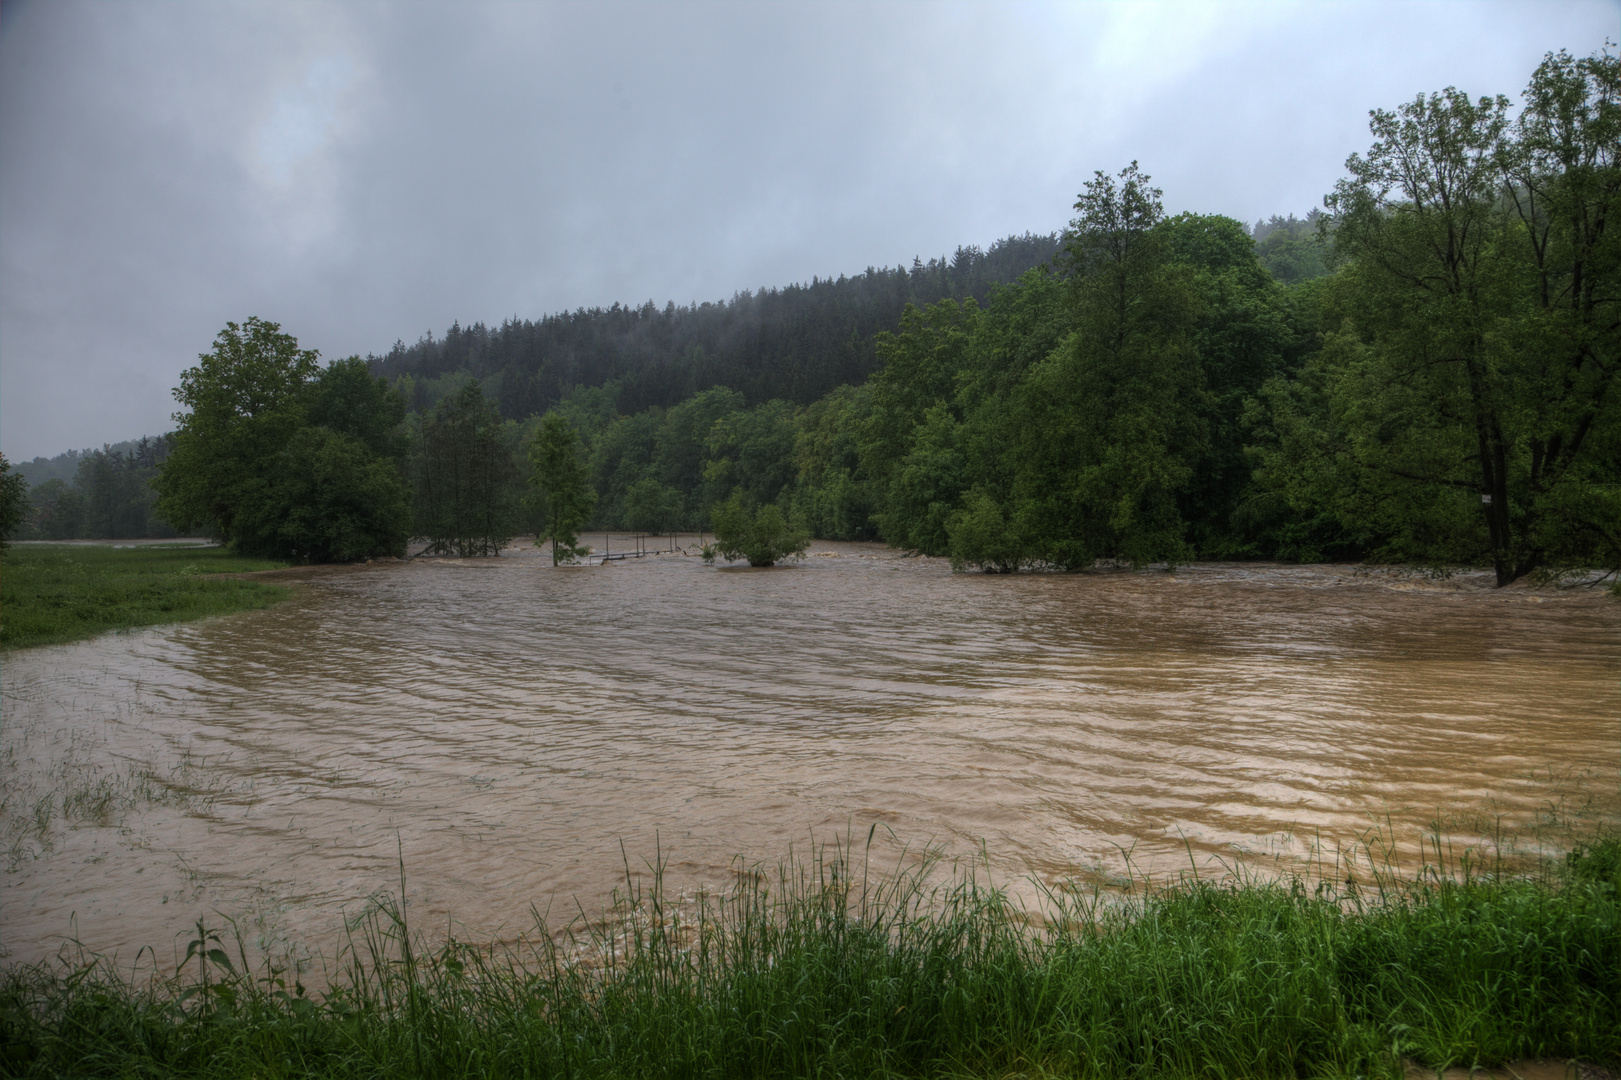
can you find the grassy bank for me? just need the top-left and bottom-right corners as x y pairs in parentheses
(2, 834), (1617, 1079)
(0, 544), (292, 650)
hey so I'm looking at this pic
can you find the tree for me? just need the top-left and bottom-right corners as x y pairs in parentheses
(702, 399), (800, 509)
(1498, 49), (1621, 578)
(623, 476), (681, 535)
(791, 383), (879, 541)
(414, 382), (522, 557)
(529, 411), (597, 564)
(155, 319), (411, 561)
(0, 454), (28, 552)
(1158, 212), (1294, 556)
(861, 299), (978, 543)
(23, 479), (84, 541)
(155, 318), (319, 547)
(307, 356), (409, 459)
(74, 442), (175, 540)
(1273, 54), (1620, 584)
(235, 428), (410, 562)
(969, 163), (1205, 570)
(708, 491), (808, 566)
(947, 489), (1030, 573)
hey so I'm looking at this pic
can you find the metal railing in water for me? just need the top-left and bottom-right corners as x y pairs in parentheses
(597, 533), (695, 564)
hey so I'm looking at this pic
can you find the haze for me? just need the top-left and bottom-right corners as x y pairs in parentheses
(1, 0), (1615, 460)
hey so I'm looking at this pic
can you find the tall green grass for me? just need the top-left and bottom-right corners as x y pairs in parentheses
(0, 544), (291, 650)
(2, 830), (1617, 1078)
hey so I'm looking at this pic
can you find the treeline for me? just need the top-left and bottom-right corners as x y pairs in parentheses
(10, 439), (177, 540)
(8, 49), (1612, 585)
(556, 204), (1317, 557)
(369, 234), (1063, 420)
(515, 48), (1621, 584)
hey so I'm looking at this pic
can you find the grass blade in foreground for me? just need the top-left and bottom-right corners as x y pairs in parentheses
(1, 832), (1617, 1078)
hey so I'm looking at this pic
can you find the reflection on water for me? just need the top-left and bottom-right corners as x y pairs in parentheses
(3, 543), (1617, 964)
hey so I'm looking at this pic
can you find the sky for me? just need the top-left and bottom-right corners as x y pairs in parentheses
(1, 0), (1616, 461)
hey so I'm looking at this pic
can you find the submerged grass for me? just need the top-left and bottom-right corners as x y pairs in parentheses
(0, 544), (291, 650)
(2, 830), (1618, 1079)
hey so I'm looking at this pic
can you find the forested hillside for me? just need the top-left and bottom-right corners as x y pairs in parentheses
(368, 234), (1063, 419)
(7, 47), (1612, 585)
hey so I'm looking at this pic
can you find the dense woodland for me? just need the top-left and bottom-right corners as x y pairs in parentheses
(9, 439), (176, 541)
(4, 49), (1615, 586)
(370, 235), (1063, 420)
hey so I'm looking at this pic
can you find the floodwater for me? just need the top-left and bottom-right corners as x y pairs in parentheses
(2, 542), (1617, 967)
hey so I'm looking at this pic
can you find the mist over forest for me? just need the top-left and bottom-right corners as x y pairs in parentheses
(9, 41), (1614, 591)
(12, 213), (1326, 540)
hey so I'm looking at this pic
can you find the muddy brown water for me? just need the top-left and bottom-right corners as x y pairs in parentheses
(2, 541), (1617, 969)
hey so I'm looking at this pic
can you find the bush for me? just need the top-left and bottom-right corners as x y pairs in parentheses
(709, 491), (809, 566)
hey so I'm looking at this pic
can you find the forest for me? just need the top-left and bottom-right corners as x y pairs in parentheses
(4, 48), (1615, 586)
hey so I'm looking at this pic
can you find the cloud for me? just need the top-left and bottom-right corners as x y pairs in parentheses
(2, 0), (1616, 459)
(255, 54), (355, 185)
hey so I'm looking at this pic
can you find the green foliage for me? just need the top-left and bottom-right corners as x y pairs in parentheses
(307, 357), (409, 459)
(413, 383), (522, 557)
(589, 406), (663, 527)
(528, 411), (597, 564)
(115, 50), (1613, 582)
(880, 404), (965, 555)
(933, 164), (1207, 572)
(792, 384), (878, 541)
(0, 453), (27, 551)
(1252, 212), (1330, 284)
(1160, 213), (1296, 557)
(947, 489), (1032, 572)
(863, 298), (978, 528)
(242, 428), (411, 563)
(654, 387), (746, 500)
(155, 319), (411, 562)
(709, 491), (809, 566)
(1252, 52), (1621, 583)
(13, 441), (182, 541)
(155, 318), (319, 546)
(704, 399), (800, 509)
(371, 235), (1064, 422)
(0, 544), (290, 650)
(20, 479), (83, 541)
(622, 477), (680, 535)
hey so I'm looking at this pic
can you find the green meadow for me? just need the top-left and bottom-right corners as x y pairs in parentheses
(0, 544), (292, 650)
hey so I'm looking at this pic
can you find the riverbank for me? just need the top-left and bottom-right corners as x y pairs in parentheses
(2, 831), (1617, 1079)
(0, 544), (293, 650)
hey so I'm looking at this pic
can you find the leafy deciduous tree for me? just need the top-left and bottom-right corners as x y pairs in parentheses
(0, 454), (28, 551)
(708, 491), (809, 567)
(529, 411), (597, 564)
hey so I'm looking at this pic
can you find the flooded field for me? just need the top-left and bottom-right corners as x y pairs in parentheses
(3, 541), (1617, 967)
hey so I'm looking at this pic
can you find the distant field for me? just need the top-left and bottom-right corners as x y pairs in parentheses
(0, 544), (292, 650)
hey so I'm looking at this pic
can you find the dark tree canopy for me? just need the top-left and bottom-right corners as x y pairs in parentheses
(413, 382), (522, 557)
(155, 318), (411, 561)
(0, 454), (28, 551)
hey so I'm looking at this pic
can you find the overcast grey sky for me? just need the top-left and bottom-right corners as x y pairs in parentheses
(1, 0), (1615, 460)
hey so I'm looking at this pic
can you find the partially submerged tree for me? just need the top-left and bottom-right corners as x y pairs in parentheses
(414, 382), (521, 557)
(1257, 52), (1619, 584)
(529, 411), (597, 564)
(155, 318), (410, 561)
(708, 491), (809, 567)
(946, 164), (1206, 571)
